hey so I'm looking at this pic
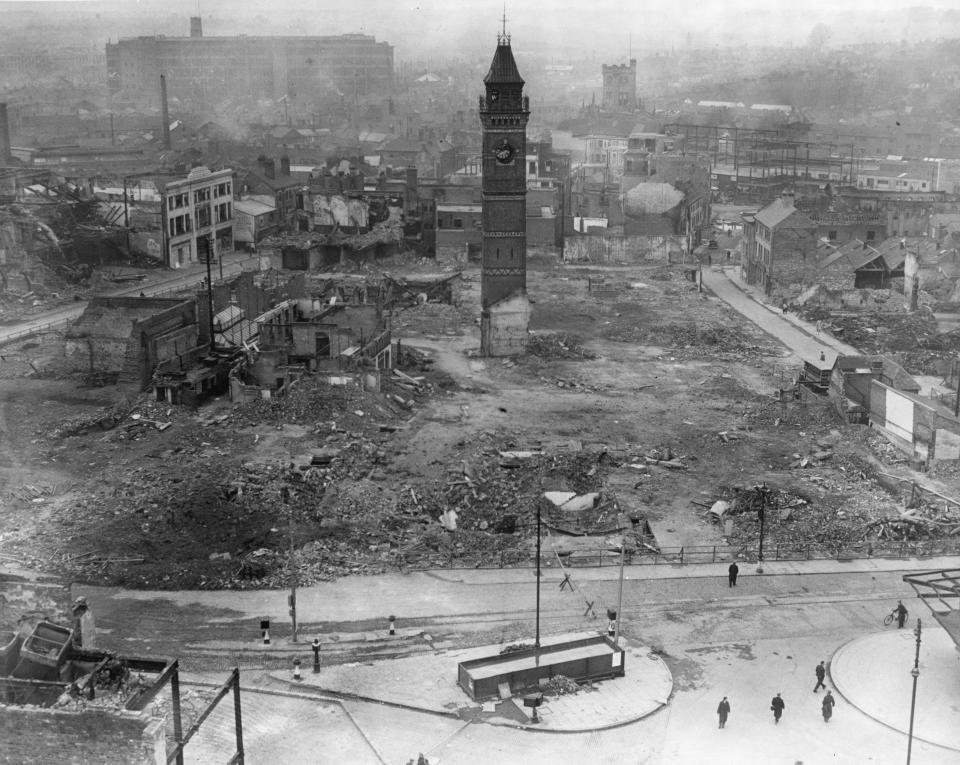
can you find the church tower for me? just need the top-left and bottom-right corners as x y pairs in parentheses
(479, 31), (529, 311)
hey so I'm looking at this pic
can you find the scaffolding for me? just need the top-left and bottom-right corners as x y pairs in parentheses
(664, 123), (864, 202)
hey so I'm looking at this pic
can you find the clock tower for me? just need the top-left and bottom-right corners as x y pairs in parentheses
(479, 32), (529, 311)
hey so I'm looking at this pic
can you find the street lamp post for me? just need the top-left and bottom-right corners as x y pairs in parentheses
(906, 618), (922, 765)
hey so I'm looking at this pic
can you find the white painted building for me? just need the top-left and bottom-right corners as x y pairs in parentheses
(162, 166), (234, 269)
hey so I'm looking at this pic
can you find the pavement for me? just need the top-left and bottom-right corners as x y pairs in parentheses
(264, 631), (672, 733)
(832, 625), (960, 751)
(125, 554), (960, 742)
(701, 263), (863, 366)
(247, 619), (960, 747)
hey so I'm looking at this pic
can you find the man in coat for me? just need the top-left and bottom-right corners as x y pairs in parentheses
(717, 696), (731, 729)
(896, 600), (908, 628)
(771, 692), (785, 724)
(71, 596), (96, 650)
(821, 691), (835, 722)
(728, 561), (739, 587)
(814, 660), (827, 692)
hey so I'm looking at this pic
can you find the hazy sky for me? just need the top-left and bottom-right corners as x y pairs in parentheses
(5, 0), (960, 60)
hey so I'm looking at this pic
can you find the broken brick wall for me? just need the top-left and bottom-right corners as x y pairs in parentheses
(481, 293), (531, 357)
(0, 706), (166, 765)
(134, 301), (200, 390)
(563, 234), (688, 264)
(769, 227), (819, 292)
(64, 298), (196, 383)
(224, 270), (308, 320)
(315, 304), (381, 340)
(0, 573), (70, 633)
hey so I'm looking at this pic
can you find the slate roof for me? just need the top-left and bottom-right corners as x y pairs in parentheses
(484, 41), (524, 85)
(755, 199), (815, 229)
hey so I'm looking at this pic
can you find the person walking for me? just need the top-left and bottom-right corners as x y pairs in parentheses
(770, 692), (785, 724)
(728, 561), (739, 587)
(896, 600), (908, 629)
(814, 660), (827, 692)
(717, 696), (731, 728)
(821, 691), (835, 723)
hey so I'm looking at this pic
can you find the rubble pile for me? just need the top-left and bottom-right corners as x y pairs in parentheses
(236, 376), (404, 430)
(602, 321), (778, 360)
(743, 396), (841, 430)
(526, 333), (596, 360)
(541, 674), (582, 696)
(719, 457), (921, 550)
(50, 402), (133, 439)
(391, 301), (472, 335)
(800, 308), (960, 375)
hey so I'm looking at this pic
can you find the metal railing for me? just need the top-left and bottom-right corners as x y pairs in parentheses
(401, 538), (960, 571)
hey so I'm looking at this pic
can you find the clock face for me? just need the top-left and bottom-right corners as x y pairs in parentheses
(494, 139), (515, 164)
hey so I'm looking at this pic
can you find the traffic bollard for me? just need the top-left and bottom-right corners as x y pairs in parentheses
(312, 638), (321, 673)
(292, 658), (302, 681)
(388, 615), (396, 636)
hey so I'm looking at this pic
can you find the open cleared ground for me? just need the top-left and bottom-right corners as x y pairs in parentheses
(1, 255), (958, 590)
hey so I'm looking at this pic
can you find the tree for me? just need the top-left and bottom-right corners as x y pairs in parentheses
(808, 24), (832, 51)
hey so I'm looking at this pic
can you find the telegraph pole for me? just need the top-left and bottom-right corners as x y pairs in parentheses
(535, 500), (541, 650)
(614, 542), (625, 643)
(283, 480), (298, 643)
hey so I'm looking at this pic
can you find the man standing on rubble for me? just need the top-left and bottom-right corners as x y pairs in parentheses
(71, 596), (96, 650)
(728, 561), (739, 587)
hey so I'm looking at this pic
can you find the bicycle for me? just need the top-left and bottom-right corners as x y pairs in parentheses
(883, 608), (898, 626)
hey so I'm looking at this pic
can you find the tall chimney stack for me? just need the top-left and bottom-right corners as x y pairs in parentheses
(160, 75), (171, 150)
(190, 17), (203, 38)
(0, 103), (11, 164)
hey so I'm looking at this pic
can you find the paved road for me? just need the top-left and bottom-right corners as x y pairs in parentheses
(0, 252), (258, 347)
(701, 265), (862, 367)
(80, 556), (953, 662)
(123, 562), (957, 765)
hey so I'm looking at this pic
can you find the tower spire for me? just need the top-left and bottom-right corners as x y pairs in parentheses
(499, 5), (509, 45)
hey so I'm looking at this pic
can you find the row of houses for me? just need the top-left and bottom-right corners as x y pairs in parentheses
(740, 190), (960, 296)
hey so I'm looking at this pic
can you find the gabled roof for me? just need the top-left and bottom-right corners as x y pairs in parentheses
(484, 40), (524, 85)
(755, 199), (815, 229)
(872, 236), (939, 266)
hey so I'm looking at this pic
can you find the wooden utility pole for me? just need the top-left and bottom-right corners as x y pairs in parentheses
(283, 481), (298, 643)
(534, 500), (541, 650)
